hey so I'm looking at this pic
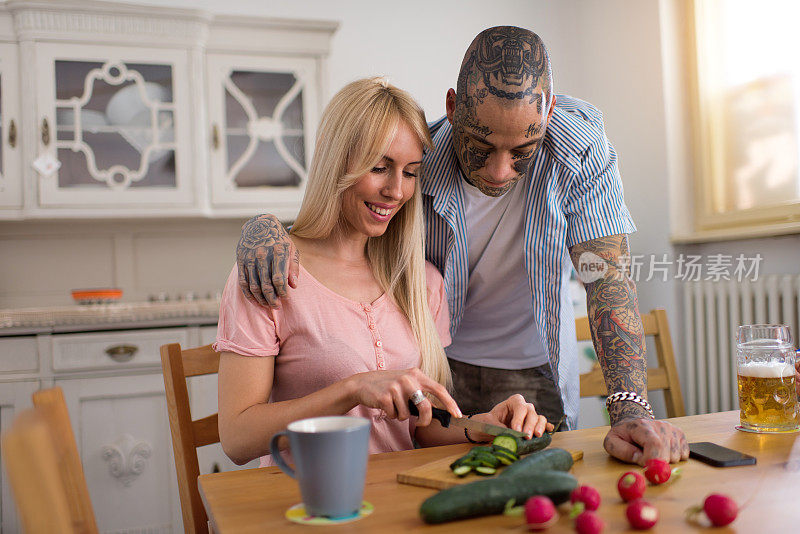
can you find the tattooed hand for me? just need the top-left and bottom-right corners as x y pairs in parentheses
(604, 413), (689, 465)
(236, 214), (299, 308)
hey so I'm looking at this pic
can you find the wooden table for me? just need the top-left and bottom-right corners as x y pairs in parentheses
(199, 411), (800, 532)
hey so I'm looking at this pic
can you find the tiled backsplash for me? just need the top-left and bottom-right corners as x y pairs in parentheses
(0, 218), (247, 308)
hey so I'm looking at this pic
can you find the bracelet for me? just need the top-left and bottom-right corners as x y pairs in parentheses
(605, 391), (655, 419)
(464, 415), (490, 444)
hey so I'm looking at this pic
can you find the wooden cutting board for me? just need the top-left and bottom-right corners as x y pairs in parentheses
(396, 449), (583, 490)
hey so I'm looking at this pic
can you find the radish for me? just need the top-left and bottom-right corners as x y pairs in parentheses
(626, 499), (659, 529)
(617, 471), (646, 501)
(643, 458), (671, 484)
(524, 496), (558, 530)
(686, 493), (738, 527)
(570, 485), (601, 511)
(574, 510), (604, 534)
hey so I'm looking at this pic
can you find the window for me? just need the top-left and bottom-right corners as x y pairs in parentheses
(690, 0), (800, 232)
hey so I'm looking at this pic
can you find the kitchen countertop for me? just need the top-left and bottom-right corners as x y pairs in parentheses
(0, 298), (220, 335)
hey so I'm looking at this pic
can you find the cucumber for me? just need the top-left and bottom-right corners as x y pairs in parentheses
(474, 452), (500, 468)
(474, 466), (497, 476)
(419, 470), (577, 524)
(491, 446), (519, 462)
(452, 465), (472, 477)
(498, 447), (573, 478)
(515, 432), (552, 455)
(491, 433), (518, 453)
(491, 447), (518, 466)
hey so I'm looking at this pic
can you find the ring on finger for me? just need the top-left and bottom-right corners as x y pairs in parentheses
(410, 389), (426, 405)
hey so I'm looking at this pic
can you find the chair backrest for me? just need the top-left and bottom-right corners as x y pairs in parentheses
(2, 386), (101, 534)
(160, 343), (221, 534)
(30, 387), (99, 534)
(577, 308), (686, 418)
(2, 410), (74, 533)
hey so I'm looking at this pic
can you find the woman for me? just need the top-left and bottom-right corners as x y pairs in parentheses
(215, 77), (551, 466)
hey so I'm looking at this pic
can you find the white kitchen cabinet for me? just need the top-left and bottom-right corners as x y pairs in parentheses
(0, 42), (22, 213)
(0, 322), (211, 534)
(0, 0), (336, 220)
(35, 43), (195, 208)
(0, 380), (39, 534)
(58, 374), (182, 534)
(206, 54), (319, 219)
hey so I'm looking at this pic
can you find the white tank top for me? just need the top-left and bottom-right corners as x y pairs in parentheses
(445, 177), (549, 370)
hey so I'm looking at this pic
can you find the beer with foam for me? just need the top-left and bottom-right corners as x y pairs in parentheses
(738, 360), (798, 432)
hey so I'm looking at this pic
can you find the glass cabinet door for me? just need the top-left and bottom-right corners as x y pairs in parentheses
(35, 43), (194, 207)
(207, 54), (318, 217)
(0, 43), (21, 211)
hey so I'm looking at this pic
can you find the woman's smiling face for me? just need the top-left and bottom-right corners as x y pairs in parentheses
(340, 120), (422, 238)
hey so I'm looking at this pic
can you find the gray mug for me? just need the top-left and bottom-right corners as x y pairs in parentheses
(270, 416), (371, 518)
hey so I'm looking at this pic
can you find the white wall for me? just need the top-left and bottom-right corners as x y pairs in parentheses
(113, 0), (566, 119)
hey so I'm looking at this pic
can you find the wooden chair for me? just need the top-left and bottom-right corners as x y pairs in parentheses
(1, 386), (99, 534)
(577, 308), (686, 418)
(30, 387), (99, 534)
(161, 343), (221, 534)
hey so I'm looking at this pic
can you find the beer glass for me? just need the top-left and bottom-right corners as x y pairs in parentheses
(736, 324), (798, 432)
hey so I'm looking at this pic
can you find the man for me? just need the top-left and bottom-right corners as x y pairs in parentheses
(235, 26), (688, 465)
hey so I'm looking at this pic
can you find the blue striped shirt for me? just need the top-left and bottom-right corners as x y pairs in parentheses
(421, 94), (636, 429)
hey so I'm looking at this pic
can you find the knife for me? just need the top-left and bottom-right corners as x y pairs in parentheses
(407, 400), (527, 439)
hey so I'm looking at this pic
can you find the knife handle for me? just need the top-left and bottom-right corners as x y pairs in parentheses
(407, 399), (452, 427)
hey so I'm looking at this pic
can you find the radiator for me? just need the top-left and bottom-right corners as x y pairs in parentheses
(682, 275), (800, 415)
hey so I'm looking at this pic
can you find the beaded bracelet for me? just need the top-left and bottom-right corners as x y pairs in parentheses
(605, 391), (655, 419)
(464, 414), (490, 444)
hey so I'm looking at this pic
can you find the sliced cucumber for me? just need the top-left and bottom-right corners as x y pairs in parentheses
(452, 465), (472, 477)
(492, 446), (519, 462)
(474, 466), (497, 476)
(474, 452), (500, 468)
(492, 433), (519, 453)
(494, 452), (517, 466)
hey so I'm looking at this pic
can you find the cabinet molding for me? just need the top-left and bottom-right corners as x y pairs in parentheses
(101, 433), (153, 487)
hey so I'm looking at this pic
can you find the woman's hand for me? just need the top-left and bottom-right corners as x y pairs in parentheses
(470, 394), (554, 441)
(346, 368), (462, 426)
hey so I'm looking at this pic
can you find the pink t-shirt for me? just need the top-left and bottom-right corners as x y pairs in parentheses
(214, 261), (451, 466)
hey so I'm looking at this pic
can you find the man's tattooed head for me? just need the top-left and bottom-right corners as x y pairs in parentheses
(448, 26), (554, 197)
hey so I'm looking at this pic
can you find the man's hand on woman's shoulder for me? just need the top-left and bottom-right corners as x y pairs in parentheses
(236, 214), (299, 307)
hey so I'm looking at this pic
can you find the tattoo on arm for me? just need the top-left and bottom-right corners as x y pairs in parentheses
(569, 234), (647, 424)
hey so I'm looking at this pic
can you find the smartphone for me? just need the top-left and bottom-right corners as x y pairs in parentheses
(689, 442), (756, 467)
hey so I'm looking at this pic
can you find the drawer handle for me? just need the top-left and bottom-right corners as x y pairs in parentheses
(8, 119), (16, 148)
(105, 344), (138, 363)
(41, 117), (50, 146)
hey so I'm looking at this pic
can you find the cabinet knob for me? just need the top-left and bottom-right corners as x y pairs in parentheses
(41, 118), (50, 146)
(104, 344), (138, 363)
(211, 123), (220, 150)
(8, 119), (16, 148)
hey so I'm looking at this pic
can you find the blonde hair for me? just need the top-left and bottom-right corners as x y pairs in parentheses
(291, 77), (452, 390)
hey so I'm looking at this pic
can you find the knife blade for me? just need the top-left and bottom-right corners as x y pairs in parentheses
(407, 399), (527, 439)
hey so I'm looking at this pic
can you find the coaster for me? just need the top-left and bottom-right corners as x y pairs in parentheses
(735, 425), (800, 434)
(285, 501), (374, 525)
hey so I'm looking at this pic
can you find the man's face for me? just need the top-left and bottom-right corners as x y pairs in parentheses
(448, 88), (552, 197)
